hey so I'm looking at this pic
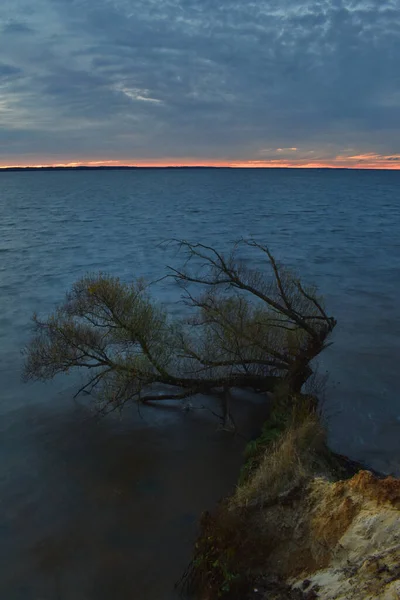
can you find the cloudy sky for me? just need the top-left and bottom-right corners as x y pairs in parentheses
(1, 0), (399, 168)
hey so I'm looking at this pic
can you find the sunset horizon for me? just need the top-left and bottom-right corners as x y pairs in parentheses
(2, 154), (400, 171)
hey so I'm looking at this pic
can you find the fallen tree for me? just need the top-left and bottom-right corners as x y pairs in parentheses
(23, 240), (336, 420)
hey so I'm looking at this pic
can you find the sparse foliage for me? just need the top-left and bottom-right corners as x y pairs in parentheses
(23, 240), (336, 419)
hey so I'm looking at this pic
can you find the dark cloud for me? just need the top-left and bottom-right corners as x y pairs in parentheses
(0, 0), (399, 165)
(2, 21), (35, 34)
(0, 63), (22, 78)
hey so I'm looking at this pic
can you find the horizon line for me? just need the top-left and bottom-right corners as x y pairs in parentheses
(2, 152), (400, 171)
(1, 163), (400, 171)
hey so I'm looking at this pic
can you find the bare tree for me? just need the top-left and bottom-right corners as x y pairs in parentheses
(23, 240), (336, 421)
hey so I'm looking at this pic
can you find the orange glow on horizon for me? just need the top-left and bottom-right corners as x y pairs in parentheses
(1, 156), (400, 170)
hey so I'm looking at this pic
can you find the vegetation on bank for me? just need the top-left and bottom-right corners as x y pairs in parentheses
(23, 239), (335, 425)
(178, 391), (365, 600)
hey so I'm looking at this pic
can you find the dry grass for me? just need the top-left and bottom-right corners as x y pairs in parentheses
(232, 412), (327, 509)
(179, 391), (355, 599)
(180, 387), (369, 599)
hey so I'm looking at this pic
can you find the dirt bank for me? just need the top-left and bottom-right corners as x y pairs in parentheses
(181, 407), (400, 599)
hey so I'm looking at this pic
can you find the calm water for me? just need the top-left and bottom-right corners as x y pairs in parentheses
(0, 168), (399, 598)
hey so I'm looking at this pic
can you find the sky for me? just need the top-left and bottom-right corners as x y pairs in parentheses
(1, 0), (400, 168)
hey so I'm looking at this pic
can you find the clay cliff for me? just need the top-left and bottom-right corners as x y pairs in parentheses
(182, 412), (400, 600)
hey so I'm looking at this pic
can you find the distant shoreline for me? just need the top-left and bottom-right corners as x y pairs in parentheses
(1, 165), (398, 172)
(3, 166), (225, 172)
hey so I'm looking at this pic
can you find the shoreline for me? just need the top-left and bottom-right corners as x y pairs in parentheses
(181, 392), (400, 600)
(2, 166), (400, 172)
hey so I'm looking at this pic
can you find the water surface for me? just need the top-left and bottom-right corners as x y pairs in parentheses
(1, 168), (399, 598)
